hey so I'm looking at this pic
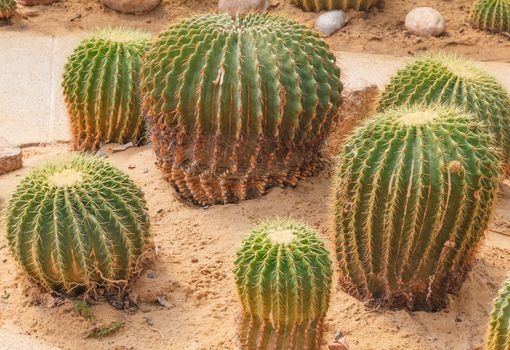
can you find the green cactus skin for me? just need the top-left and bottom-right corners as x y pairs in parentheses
(377, 53), (510, 164)
(486, 278), (510, 350)
(471, 0), (510, 33)
(234, 219), (333, 349)
(62, 27), (151, 152)
(291, 0), (379, 11)
(5, 155), (151, 294)
(141, 13), (342, 206)
(0, 0), (16, 20)
(332, 105), (501, 311)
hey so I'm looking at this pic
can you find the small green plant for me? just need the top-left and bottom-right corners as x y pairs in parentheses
(332, 104), (501, 311)
(234, 219), (333, 349)
(290, 0), (379, 11)
(471, 0), (510, 33)
(5, 155), (152, 295)
(62, 27), (151, 151)
(486, 277), (510, 349)
(74, 301), (94, 320)
(141, 13), (342, 206)
(86, 320), (125, 338)
(0, 0), (16, 20)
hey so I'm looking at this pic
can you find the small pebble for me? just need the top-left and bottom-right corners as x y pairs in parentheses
(315, 10), (349, 37)
(405, 7), (445, 37)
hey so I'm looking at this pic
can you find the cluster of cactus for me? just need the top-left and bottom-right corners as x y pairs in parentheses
(471, 0), (510, 33)
(62, 27), (151, 152)
(5, 155), (151, 294)
(377, 52), (510, 164)
(141, 13), (342, 206)
(290, 0), (379, 11)
(486, 277), (510, 350)
(234, 219), (332, 349)
(0, 0), (16, 20)
(332, 104), (501, 311)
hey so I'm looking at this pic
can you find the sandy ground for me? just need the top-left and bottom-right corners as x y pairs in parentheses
(1, 142), (510, 350)
(3, 0), (510, 62)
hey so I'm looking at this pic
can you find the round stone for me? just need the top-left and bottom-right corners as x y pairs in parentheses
(315, 10), (349, 37)
(102, 0), (161, 14)
(218, 0), (269, 17)
(405, 7), (445, 37)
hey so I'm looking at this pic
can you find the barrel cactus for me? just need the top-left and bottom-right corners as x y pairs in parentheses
(377, 52), (510, 164)
(234, 219), (333, 349)
(332, 104), (501, 311)
(291, 0), (379, 11)
(5, 155), (151, 294)
(486, 277), (510, 350)
(0, 0), (16, 20)
(141, 13), (342, 206)
(62, 27), (151, 152)
(471, 0), (510, 33)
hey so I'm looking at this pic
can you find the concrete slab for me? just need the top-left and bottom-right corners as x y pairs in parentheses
(0, 328), (61, 350)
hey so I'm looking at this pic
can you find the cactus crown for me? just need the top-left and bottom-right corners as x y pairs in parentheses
(471, 0), (510, 33)
(291, 0), (378, 11)
(62, 26), (150, 151)
(5, 155), (151, 294)
(486, 277), (510, 350)
(333, 104), (502, 310)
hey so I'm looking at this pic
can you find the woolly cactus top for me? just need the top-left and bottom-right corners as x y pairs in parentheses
(90, 26), (151, 44)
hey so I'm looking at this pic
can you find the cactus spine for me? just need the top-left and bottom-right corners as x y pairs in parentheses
(141, 13), (342, 206)
(377, 53), (510, 164)
(5, 155), (151, 294)
(234, 219), (333, 349)
(62, 27), (150, 152)
(291, 0), (379, 11)
(0, 0), (16, 20)
(486, 278), (510, 350)
(332, 105), (501, 311)
(471, 0), (510, 33)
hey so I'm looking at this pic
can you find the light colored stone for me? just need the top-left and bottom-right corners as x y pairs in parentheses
(0, 137), (22, 175)
(218, 0), (268, 16)
(102, 0), (160, 14)
(315, 10), (349, 37)
(405, 7), (445, 37)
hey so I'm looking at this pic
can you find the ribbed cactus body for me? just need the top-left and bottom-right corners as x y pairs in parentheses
(62, 27), (150, 152)
(5, 155), (151, 294)
(486, 278), (510, 350)
(0, 0), (16, 19)
(471, 0), (510, 33)
(291, 0), (378, 11)
(234, 219), (333, 349)
(141, 14), (342, 206)
(332, 105), (501, 311)
(377, 53), (510, 164)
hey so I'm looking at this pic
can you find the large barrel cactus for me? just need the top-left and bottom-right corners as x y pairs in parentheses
(486, 278), (510, 350)
(141, 13), (342, 206)
(332, 105), (501, 311)
(471, 0), (510, 33)
(0, 0), (16, 20)
(234, 219), (333, 349)
(377, 53), (510, 164)
(62, 27), (151, 152)
(291, 0), (379, 11)
(5, 155), (151, 294)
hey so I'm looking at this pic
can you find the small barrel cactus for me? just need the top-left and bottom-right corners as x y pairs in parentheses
(141, 13), (342, 206)
(471, 0), (510, 33)
(234, 219), (333, 349)
(486, 278), (510, 350)
(5, 155), (151, 294)
(62, 27), (151, 152)
(332, 105), (501, 311)
(0, 0), (16, 20)
(291, 0), (379, 11)
(377, 52), (510, 164)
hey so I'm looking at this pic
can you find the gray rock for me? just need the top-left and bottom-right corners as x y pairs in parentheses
(405, 7), (445, 37)
(315, 10), (349, 37)
(0, 137), (22, 175)
(102, 0), (160, 14)
(218, 0), (269, 17)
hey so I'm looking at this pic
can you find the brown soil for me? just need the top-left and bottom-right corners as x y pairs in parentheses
(5, 0), (510, 62)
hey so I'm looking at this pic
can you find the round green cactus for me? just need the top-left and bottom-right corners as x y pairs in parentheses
(234, 219), (333, 349)
(141, 13), (342, 206)
(62, 27), (151, 152)
(0, 0), (16, 20)
(471, 0), (510, 33)
(5, 155), (151, 294)
(332, 105), (501, 311)
(377, 53), (510, 164)
(291, 0), (379, 11)
(486, 278), (510, 350)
